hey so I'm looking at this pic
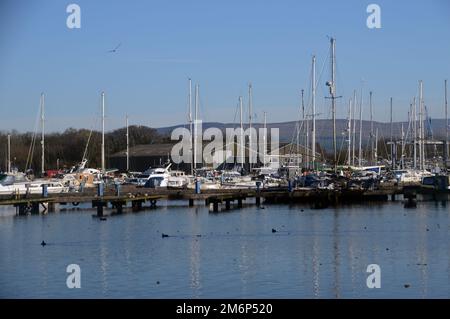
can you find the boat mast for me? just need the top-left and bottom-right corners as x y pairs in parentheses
(358, 85), (363, 167)
(101, 91), (105, 173)
(445, 79), (448, 161)
(188, 78), (193, 175)
(413, 97), (417, 169)
(303, 89), (309, 168)
(40, 92), (45, 176)
(352, 90), (357, 166)
(401, 123), (405, 169)
(7, 134), (11, 173)
(194, 84), (199, 171)
(390, 97), (393, 169)
(248, 83), (253, 171)
(263, 111), (267, 165)
(297, 90), (303, 168)
(347, 98), (352, 166)
(375, 128), (378, 163)
(330, 38), (337, 171)
(239, 96), (244, 167)
(126, 115), (129, 171)
(419, 81), (424, 170)
(311, 55), (316, 170)
(369, 91), (374, 165)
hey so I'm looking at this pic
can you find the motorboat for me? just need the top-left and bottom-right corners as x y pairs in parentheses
(393, 169), (433, 184)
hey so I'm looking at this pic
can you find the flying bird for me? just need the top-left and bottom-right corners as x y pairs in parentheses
(107, 43), (122, 53)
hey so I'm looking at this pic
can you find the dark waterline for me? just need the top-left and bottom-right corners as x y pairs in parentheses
(0, 201), (449, 298)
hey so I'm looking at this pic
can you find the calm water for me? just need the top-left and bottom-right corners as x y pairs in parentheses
(0, 199), (449, 299)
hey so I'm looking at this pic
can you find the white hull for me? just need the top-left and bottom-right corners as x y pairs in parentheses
(0, 181), (70, 196)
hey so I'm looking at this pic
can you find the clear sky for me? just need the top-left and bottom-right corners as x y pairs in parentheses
(0, 0), (449, 132)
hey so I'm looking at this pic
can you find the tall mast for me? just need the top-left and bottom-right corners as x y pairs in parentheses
(330, 38), (337, 171)
(311, 55), (316, 170)
(194, 84), (199, 171)
(358, 85), (363, 167)
(445, 79), (448, 160)
(347, 98), (352, 166)
(303, 89), (309, 168)
(126, 115), (129, 171)
(369, 91), (374, 164)
(390, 97), (393, 169)
(263, 111), (267, 166)
(413, 97), (417, 169)
(298, 90), (303, 168)
(188, 78), (193, 175)
(419, 81), (424, 170)
(101, 91), (105, 173)
(239, 96), (244, 166)
(352, 90), (357, 166)
(375, 128), (378, 163)
(7, 134), (11, 173)
(248, 83), (253, 171)
(401, 123), (405, 169)
(40, 93), (45, 175)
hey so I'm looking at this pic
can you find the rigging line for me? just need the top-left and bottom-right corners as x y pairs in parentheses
(337, 131), (346, 166)
(25, 102), (41, 171)
(81, 104), (101, 163)
(25, 106), (40, 170)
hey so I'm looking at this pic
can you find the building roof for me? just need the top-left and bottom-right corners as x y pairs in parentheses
(110, 143), (175, 158)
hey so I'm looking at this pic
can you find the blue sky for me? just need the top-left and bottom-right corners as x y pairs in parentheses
(0, 0), (449, 132)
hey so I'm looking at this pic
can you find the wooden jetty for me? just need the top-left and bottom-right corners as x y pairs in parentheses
(0, 184), (414, 215)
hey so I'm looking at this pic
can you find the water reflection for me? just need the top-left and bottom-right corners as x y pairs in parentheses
(189, 207), (202, 298)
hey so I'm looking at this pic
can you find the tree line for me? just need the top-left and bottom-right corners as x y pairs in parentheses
(0, 126), (170, 172)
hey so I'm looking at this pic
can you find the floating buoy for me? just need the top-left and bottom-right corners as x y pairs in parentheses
(162, 233), (169, 238)
(272, 228), (277, 233)
(41, 240), (46, 246)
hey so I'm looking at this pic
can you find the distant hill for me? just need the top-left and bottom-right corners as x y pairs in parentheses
(157, 119), (449, 152)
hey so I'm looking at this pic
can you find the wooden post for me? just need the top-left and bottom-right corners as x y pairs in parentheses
(237, 198), (243, 208)
(213, 201), (219, 212)
(92, 200), (106, 217)
(31, 202), (40, 214)
(48, 202), (56, 212)
(189, 198), (194, 207)
(16, 203), (28, 215)
(114, 202), (123, 214)
(225, 200), (231, 210)
(97, 205), (104, 217)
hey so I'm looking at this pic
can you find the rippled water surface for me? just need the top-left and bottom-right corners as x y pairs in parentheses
(0, 200), (449, 298)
